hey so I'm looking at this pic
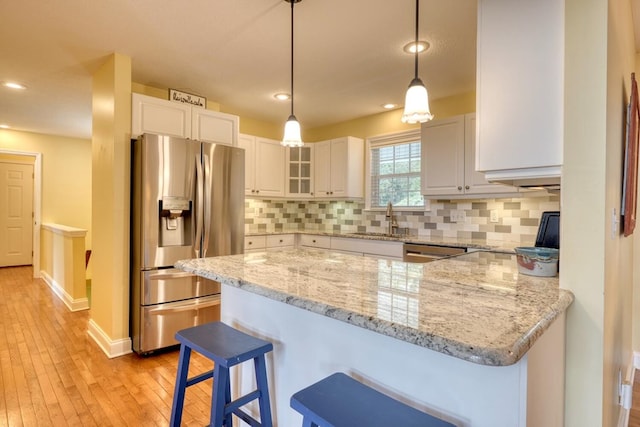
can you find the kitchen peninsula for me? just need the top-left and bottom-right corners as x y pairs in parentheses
(176, 249), (573, 427)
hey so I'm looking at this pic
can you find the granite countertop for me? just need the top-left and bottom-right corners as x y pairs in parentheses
(246, 230), (519, 252)
(176, 249), (573, 366)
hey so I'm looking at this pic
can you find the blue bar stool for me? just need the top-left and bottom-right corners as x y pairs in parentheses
(170, 322), (273, 427)
(291, 373), (455, 427)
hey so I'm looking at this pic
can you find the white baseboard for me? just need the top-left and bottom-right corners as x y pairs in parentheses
(617, 352), (638, 427)
(40, 270), (89, 311)
(87, 319), (132, 359)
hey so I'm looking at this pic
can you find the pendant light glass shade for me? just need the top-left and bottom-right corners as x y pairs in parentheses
(281, 0), (304, 147)
(282, 114), (303, 147)
(401, 0), (433, 124)
(401, 77), (433, 123)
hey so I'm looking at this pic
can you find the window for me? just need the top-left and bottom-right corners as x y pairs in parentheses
(367, 129), (424, 209)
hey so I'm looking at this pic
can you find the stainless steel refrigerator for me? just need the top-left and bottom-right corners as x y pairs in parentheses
(130, 133), (244, 355)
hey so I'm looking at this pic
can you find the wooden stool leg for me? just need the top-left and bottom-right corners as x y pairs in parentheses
(170, 344), (192, 427)
(254, 355), (273, 427)
(211, 366), (229, 427)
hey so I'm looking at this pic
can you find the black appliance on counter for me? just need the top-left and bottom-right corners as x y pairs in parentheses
(535, 211), (560, 249)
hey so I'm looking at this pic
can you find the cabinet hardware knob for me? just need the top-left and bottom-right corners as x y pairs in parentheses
(251, 189), (255, 193)
(256, 190), (259, 194)
(279, 239), (283, 243)
(312, 239), (316, 243)
(465, 185), (470, 190)
(311, 192), (314, 195)
(248, 242), (252, 245)
(457, 186), (462, 191)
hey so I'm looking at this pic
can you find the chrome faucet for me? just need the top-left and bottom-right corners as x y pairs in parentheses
(386, 202), (398, 236)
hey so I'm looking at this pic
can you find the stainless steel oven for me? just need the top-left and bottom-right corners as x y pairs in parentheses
(403, 243), (467, 263)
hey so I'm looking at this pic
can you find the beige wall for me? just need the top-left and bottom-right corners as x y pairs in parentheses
(0, 129), (92, 250)
(635, 50), (640, 359)
(603, 1), (636, 425)
(305, 91), (475, 141)
(91, 53), (132, 346)
(563, 0), (637, 425)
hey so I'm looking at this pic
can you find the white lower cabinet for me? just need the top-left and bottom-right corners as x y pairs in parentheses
(330, 237), (403, 260)
(266, 234), (295, 250)
(298, 234), (331, 249)
(244, 236), (267, 253)
(244, 234), (295, 253)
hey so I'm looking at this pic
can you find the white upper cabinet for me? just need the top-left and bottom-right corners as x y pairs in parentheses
(132, 93), (191, 138)
(422, 113), (518, 198)
(286, 145), (314, 198)
(476, 0), (563, 185)
(132, 93), (239, 146)
(238, 134), (285, 198)
(314, 137), (364, 199)
(238, 134), (257, 195)
(191, 108), (239, 146)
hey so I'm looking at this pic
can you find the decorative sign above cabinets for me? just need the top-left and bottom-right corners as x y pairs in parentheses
(169, 89), (206, 108)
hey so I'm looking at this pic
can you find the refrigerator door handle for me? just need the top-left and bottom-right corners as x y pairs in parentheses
(148, 270), (194, 280)
(194, 153), (204, 257)
(202, 152), (212, 258)
(148, 294), (221, 315)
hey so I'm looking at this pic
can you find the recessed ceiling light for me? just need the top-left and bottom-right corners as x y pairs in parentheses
(0, 124), (10, 129)
(3, 82), (26, 90)
(403, 41), (430, 54)
(382, 103), (397, 109)
(274, 93), (291, 101)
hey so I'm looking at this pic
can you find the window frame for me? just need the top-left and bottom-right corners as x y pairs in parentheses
(365, 129), (430, 212)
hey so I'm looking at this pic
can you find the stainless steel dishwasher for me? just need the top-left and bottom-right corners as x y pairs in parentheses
(402, 243), (467, 263)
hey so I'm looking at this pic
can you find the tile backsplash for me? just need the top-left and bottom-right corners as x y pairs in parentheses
(245, 195), (560, 245)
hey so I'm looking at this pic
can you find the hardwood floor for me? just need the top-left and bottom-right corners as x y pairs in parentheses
(631, 369), (640, 427)
(0, 266), (214, 426)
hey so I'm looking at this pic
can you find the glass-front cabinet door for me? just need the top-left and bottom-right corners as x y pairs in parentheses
(286, 145), (314, 198)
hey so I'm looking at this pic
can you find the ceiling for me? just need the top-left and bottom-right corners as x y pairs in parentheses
(0, 0), (477, 140)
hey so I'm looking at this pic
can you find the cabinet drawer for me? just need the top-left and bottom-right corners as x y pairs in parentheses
(266, 234), (295, 248)
(298, 234), (331, 249)
(244, 236), (267, 251)
(331, 237), (403, 259)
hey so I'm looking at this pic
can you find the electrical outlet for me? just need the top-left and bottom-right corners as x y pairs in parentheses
(451, 210), (466, 223)
(490, 210), (499, 223)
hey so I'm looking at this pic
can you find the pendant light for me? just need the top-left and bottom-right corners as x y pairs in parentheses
(401, 0), (433, 124)
(282, 0), (304, 147)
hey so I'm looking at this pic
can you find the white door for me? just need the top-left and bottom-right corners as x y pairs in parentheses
(0, 162), (34, 267)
